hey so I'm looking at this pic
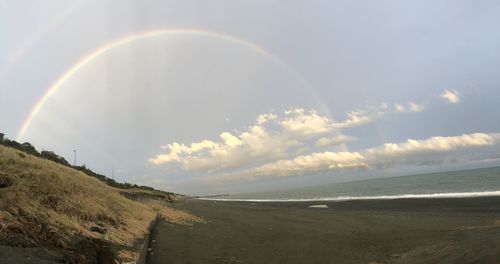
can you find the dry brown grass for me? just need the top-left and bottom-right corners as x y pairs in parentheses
(0, 145), (201, 262)
(148, 200), (205, 225)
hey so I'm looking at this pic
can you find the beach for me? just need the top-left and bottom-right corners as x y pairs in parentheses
(147, 197), (500, 264)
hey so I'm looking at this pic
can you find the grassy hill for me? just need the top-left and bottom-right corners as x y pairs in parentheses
(0, 133), (165, 192)
(0, 145), (201, 263)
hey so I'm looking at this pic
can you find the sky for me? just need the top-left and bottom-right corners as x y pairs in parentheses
(1, 0), (500, 195)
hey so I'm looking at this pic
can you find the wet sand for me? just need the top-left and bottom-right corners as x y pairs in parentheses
(147, 197), (500, 264)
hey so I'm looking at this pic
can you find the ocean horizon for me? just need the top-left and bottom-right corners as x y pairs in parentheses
(202, 166), (500, 202)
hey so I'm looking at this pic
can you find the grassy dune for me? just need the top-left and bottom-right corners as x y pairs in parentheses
(0, 145), (201, 263)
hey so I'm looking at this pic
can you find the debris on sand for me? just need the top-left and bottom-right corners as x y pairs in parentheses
(308, 204), (329, 208)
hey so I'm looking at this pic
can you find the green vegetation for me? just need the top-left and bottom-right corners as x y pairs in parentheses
(0, 132), (167, 194)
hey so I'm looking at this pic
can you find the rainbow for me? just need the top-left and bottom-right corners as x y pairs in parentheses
(17, 28), (311, 141)
(0, 1), (84, 83)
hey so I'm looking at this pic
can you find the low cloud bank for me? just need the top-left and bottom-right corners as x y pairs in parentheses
(206, 133), (500, 182)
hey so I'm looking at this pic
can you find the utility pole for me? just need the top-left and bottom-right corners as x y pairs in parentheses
(73, 149), (77, 166)
(112, 168), (114, 180)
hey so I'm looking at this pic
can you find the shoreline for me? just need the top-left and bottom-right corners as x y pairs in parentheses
(197, 190), (500, 202)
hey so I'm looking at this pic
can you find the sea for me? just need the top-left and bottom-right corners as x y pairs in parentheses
(204, 166), (500, 202)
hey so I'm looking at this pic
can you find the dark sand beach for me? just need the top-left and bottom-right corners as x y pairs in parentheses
(147, 197), (500, 264)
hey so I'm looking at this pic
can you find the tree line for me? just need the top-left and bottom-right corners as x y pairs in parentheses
(0, 132), (168, 193)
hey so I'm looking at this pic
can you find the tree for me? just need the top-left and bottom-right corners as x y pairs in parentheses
(0, 133), (4, 143)
(41, 150), (70, 166)
(21, 142), (40, 156)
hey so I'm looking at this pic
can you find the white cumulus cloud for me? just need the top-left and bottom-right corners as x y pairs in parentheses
(207, 132), (500, 182)
(281, 108), (332, 138)
(333, 104), (389, 128)
(149, 108), (340, 171)
(151, 95), (463, 179)
(441, 89), (461, 104)
(315, 135), (356, 147)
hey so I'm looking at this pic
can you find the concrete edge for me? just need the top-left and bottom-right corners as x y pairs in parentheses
(130, 214), (161, 264)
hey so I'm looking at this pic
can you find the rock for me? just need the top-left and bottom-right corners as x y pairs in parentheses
(75, 237), (117, 264)
(163, 194), (177, 203)
(90, 225), (107, 234)
(0, 174), (13, 188)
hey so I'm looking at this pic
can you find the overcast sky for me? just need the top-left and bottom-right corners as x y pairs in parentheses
(1, 0), (500, 194)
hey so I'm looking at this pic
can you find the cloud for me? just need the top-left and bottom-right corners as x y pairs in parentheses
(150, 126), (295, 171)
(281, 108), (332, 137)
(151, 95), (446, 177)
(208, 132), (500, 182)
(333, 103), (389, 128)
(441, 89), (461, 104)
(208, 151), (366, 182)
(394, 102), (426, 113)
(367, 133), (498, 157)
(256, 113), (277, 125)
(394, 104), (406, 112)
(247, 152), (366, 179)
(150, 108), (339, 171)
(336, 101), (426, 127)
(315, 135), (356, 147)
